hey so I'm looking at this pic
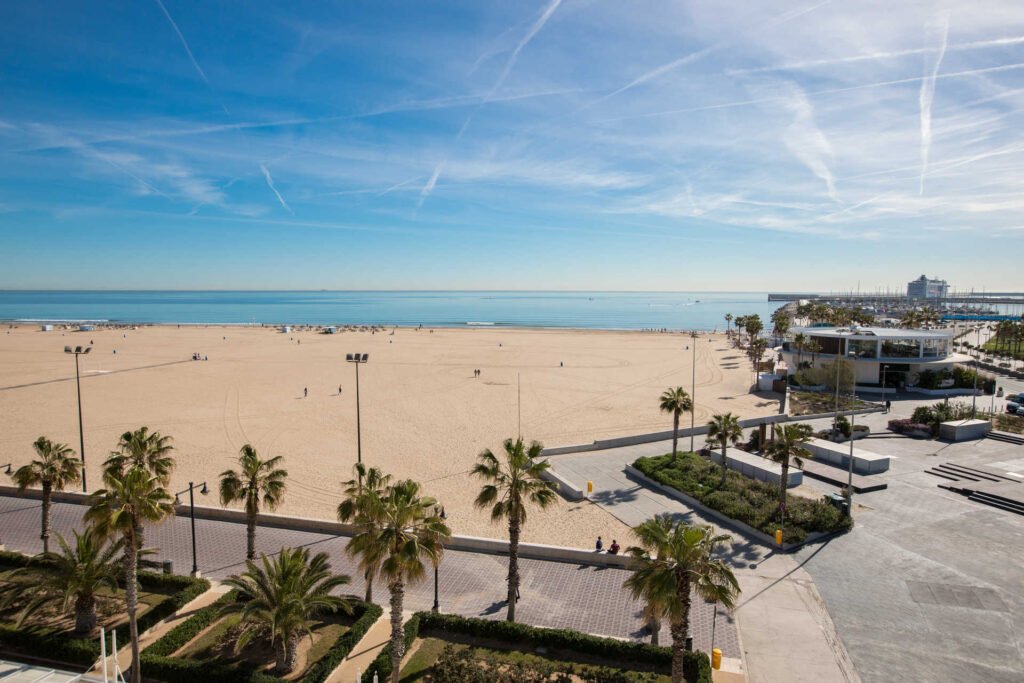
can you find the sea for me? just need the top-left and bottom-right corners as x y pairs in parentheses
(0, 291), (783, 331)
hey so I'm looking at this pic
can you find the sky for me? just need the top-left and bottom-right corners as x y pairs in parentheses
(1, 0), (1022, 291)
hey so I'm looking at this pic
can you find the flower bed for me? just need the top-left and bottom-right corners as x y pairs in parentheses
(633, 453), (851, 544)
(887, 419), (933, 438)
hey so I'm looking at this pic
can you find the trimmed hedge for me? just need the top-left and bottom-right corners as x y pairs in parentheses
(142, 591), (381, 683)
(361, 612), (711, 683)
(0, 558), (209, 667)
(634, 453), (851, 544)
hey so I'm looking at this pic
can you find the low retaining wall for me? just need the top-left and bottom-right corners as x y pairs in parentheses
(938, 419), (991, 442)
(804, 438), (890, 474)
(540, 467), (585, 501)
(0, 486), (628, 569)
(907, 387), (982, 397)
(709, 450), (802, 488)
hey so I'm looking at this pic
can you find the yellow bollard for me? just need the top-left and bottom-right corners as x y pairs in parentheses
(712, 648), (722, 670)
(775, 529), (783, 546)
(587, 480), (593, 494)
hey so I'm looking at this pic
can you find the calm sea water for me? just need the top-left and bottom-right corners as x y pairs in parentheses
(0, 291), (781, 331)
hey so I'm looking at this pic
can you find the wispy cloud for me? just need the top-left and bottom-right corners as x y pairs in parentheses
(259, 164), (293, 214)
(153, 0), (209, 84)
(779, 83), (838, 201)
(418, 163), (444, 208)
(919, 13), (950, 195)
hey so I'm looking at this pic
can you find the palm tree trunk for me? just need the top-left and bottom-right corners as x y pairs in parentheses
(41, 482), (52, 553)
(668, 572), (692, 683)
(780, 460), (789, 510)
(388, 579), (405, 683)
(671, 413), (679, 461)
(720, 445), (728, 486)
(507, 517), (521, 622)
(364, 569), (373, 603)
(246, 511), (256, 560)
(285, 633), (299, 673)
(650, 617), (661, 646)
(124, 531), (142, 683)
(275, 638), (289, 672)
(74, 594), (97, 635)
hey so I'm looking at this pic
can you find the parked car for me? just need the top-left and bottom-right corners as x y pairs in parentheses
(1006, 393), (1021, 402)
(1007, 401), (1021, 414)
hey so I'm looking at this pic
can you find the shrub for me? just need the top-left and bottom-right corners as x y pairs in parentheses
(362, 612), (711, 683)
(633, 453), (851, 543)
(887, 419), (932, 436)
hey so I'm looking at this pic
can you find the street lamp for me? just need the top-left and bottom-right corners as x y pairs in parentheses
(845, 351), (857, 518)
(881, 364), (890, 408)
(64, 345), (92, 492)
(0, 465), (10, 550)
(174, 482), (209, 576)
(972, 327), (981, 417)
(689, 331), (698, 452)
(433, 506), (447, 613)
(346, 353), (369, 487)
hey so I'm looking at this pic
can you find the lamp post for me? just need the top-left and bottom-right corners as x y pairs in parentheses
(0, 465), (9, 550)
(432, 506), (447, 613)
(64, 345), (92, 492)
(845, 351), (857, 518)
(972, 327), (980, 417)
(346, 353), (369, 487)
(881, 364), (889, 407)
(833, 341), (843, 438)
(174, 482), (209, 576)
(689, 331), (698, 452)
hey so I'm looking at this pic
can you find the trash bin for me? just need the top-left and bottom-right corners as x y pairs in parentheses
(162, 560), (174, 575)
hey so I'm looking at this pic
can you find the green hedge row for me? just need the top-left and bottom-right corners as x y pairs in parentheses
(142, 591), (382, 683)
(361, 613), (420, 682)
(360, 612), (711, 683)
(0, 558), (209, 668)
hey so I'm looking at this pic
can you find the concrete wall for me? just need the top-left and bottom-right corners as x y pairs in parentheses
(709, 450), (803, 488)
(804, 438), (890, 474)
(0, 485), (629, 569)
(938, 419), (991, 442)
(539, 467), (585, 501)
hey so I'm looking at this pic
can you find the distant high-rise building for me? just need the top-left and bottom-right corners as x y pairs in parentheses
(907, 274), (949, 299)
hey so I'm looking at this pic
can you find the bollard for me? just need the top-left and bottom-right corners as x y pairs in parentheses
(587, 480), (593, 494)
(774, 529), (783, 546)
(712, 648), (722, 670)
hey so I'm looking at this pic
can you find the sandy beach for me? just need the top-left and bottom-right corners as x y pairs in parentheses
(0, 324), (776, 547)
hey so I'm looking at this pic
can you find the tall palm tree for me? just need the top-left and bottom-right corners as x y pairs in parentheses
(659, 387), (693, 461)
(220, 547), (351, 673)
(623, 517), (740, 683)
(103, 427), (175, 552)
(348, 480), (449, 683)
(724, 313), (733, 338)
(12, 437), (82, 553)
(771, 309), (791, 345)
(629, 514), (675, 645)
(706, 414), (742, 486)
(765, 424), (813, 513)
(219, 444), (288, 561)
(792, 333), (808, 370)
(472, 438), (556, 623)
(748, 338), (769, 388)
(337, 463), (392, 602)
(86, 467), (174, 683)
(104, 427), (175, 485)
(744, 314), (764, 346)
(0, 527), (123, 634)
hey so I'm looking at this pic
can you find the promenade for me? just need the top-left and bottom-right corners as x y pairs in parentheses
(0, 492), (740, 660)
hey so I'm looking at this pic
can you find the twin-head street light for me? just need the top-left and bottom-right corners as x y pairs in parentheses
(433, 505), (447, 613)
(64, 345), (91, 492)
(346, 353), (369, 487)
(174, 482), (209, 576)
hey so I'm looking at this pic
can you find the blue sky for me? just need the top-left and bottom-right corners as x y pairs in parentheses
(1, 0), (1022, 291)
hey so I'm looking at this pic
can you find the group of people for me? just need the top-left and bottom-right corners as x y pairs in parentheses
(191, 352), (208, 361)
(473, 368), (482, 377)
(594, 536), (620, 555)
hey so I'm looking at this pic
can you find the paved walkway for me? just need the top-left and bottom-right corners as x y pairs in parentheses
(326, 613), (392, 683)
(550, 441), (860, 683)
(0, 493), (739, 660)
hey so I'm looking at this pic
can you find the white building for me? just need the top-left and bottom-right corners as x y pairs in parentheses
(907, 274), (949, 299)
(781, 326), (970, 387)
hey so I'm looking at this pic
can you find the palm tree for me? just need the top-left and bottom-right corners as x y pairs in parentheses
(748, 338), (769, 388)
(104, 427), (175, 485)
(219, 444), (288, 561)
(806, 339), (822, 365)
(472, 437), (556, 623)
(348, 480), (449, 683)
(12, 437), (82, 553)
(623, 517), (740, 683)
(337, 463), (392, 602)
(771, 309), (791, 344)
(765, 424), (813, 513)
(792, 333), (808, 370)
(706, 413), (742, 486)
(628, 515), (675, 645)
(744, 314), (764, 345)
(0, 527), (123, 634)
(86, 467), (174, 683)
(220, 547), (351, 673)
(659, 387), (693, 461)
(724, 313), (733, 338)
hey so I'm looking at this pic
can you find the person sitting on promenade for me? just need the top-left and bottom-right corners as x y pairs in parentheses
(595, 536), (603, 551)
(608, 540), (620, 555)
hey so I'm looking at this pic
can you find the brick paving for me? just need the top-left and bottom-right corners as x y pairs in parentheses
(0, 494), (740, 657)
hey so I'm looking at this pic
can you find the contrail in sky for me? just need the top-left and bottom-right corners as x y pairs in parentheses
(260, 164), (292, 214)
(154, 0), (209, 84)
(920, 14), (950, 195)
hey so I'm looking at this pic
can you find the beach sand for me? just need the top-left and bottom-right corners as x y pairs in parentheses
(0, 324), (777, 547)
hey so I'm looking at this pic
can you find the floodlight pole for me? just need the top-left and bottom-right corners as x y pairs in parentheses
(690, 331), (698, 452)
(65, 346), (92, 492)
(845, 351), (857, 518)
(347, 354), (369, 488)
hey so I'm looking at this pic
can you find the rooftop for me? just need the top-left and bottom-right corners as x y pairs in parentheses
(792, 326), (954, 339)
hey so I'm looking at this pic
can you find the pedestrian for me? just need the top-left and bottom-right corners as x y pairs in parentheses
(885, 399), (891, 413)
(304, 387), (308, 398)
(339, 384), (343, 394)
(609, 540), (620, 555)
(595, 536), (603, 552)
(560, 361), (564, 367)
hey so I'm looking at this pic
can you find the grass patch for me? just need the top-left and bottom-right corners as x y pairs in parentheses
(992, 412), (1024, 434)
(633, 452), (851, 544)
(789, 390), (872, 416)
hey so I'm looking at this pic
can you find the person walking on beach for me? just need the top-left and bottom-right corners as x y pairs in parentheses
(338, 385), (343, 395)
(304, 387), (308, 398)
